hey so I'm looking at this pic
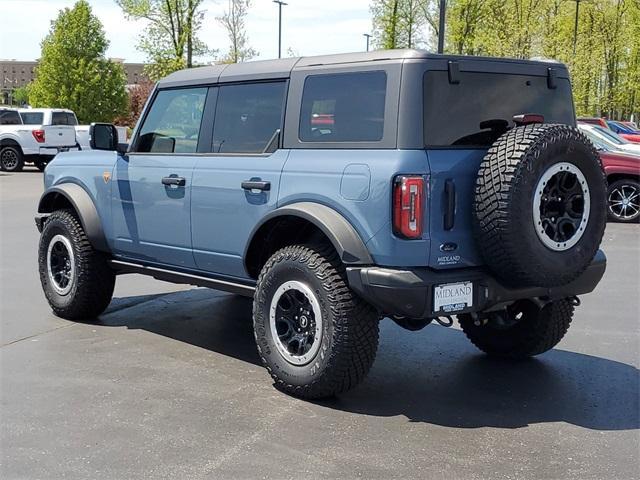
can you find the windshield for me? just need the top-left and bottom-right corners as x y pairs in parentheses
(423, 71), (575, 147)
(580, 128), (611, 151)
(19, 112), (44, 125)
(592, 125), (628, 145)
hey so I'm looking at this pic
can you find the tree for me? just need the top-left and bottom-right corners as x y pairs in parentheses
(116, 0), (210, 80)
(12, 84), (31, 106)
(217, 0), (257, 63)
(113, 79), (155, 128)
(28, 0), (127, 123)
(371, 0), (425, 49)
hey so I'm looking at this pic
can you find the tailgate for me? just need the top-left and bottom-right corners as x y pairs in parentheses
(43, 126), (77, 147)
(427, 149), (487, 270)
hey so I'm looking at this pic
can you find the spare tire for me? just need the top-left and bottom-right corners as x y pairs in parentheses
(473, 123), (606, 288)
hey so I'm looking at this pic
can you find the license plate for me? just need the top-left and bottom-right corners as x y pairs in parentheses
(433, 282), (473, 313)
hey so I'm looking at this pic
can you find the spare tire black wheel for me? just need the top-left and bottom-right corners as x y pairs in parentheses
(474, 124), (607, 288)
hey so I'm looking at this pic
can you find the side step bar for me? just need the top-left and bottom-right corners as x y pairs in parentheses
(109, 260), (256, 297)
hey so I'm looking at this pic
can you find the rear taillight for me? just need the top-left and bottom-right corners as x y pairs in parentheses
(393, 175), (425, 239)
(32, 129), (45, 143)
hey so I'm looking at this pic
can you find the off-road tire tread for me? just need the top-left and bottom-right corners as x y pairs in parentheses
(458, 299), (574, 359)
(474, 123), (606, 286)
(39, 209), (115, 320)
(253, 244), (379, 399)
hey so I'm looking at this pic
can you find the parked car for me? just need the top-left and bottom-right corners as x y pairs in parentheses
(577, 123), (640, 154)
(35, 50), (608, 399)
(577, 117), (609, 129)
(606, 120), (640, 143)
(620, 121), (638, 130)
(601, 150), (640, 223)
(18, 108), (128, 155)
(580, 128), (640, 223)
(0, 107), (77, 172)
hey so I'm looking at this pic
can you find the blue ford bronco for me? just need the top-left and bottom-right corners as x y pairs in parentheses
(36, 50), (607, 398)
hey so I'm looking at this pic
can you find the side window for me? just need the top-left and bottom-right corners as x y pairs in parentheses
(0, 110), (22, 125)
(212, 82), (285, 154)
(299, 71), (387, 143)
(135, 88), (207, 154)
(19, 112), (44, 124)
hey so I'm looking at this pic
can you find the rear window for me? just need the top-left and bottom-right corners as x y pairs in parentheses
(0, 110), (22, 125)
(299, 71), (387, 143)
(51, 112), (78, 125)
(20, 112), (44, 124)
(423, 71), (575, 147)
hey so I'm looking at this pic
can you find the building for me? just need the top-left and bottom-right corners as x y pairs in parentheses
(0, 59), (148, 105)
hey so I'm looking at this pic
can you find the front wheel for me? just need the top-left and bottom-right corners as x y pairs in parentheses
(607, 178), (640, 223)
(38, 209), (115, 320)
(458, 299), (574, 359)
(253, 244), (379, 399)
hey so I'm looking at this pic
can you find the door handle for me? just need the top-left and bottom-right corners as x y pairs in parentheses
(162, 176), (186, 187)
(241, 180), (271, 191)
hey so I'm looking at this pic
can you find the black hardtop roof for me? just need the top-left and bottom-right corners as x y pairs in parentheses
(157, 49), (568, 88)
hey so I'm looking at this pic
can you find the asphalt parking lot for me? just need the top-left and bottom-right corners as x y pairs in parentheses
(1, 167), (639, 480)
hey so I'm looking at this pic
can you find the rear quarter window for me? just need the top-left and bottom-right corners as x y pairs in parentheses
(19, 112), (44, 124)
(299, 71), (387, 143)
(424, 71), (575, 147)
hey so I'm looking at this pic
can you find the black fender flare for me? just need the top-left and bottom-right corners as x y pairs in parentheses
(245, 202), (373, 272)
(37, 183), (109, 252)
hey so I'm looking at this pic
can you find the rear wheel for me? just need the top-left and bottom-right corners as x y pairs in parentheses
(458, 299), (574, 359)
(0, 146), (24, 172)
(607, 178), (640, 223)
(38, 209), (115, 320)
(253, 244), (379, 399)
(34, 159), (48, 172)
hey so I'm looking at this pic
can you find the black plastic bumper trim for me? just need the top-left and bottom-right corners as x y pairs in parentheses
(346, 250), (606, 318)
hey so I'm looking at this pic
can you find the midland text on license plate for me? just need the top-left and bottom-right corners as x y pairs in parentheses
(433, 282), (473, 313)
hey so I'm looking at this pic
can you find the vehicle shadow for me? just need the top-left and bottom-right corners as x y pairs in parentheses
(99, 288), (639, 432)
(100, 288), (261, 367)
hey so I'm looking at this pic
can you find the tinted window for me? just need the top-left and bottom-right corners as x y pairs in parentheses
(20, 112), (44, 124)
(51, 112), (78, 125)
(0, 110), (22, 125)
(299, 71), (387, 143)
(135, 88), (207, 153)
(212, 82), (285, 154)
(423, 71), (575, 147)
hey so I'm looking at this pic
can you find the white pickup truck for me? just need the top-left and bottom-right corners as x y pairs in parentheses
(18, 108), (128, 152)
(0, 108), (78, 172)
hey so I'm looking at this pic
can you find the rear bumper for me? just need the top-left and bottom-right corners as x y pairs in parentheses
(346, 250), (606, 318)
(39, 146), (79, 156)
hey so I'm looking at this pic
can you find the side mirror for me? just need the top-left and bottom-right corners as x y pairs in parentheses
(89, 123), (118, 151)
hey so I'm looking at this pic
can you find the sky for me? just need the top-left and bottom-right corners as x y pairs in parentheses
(0, 0), (373, 63)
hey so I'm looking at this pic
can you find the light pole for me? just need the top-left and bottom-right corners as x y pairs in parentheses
(437, 0), (446, 54)
(570, 0), (581, 54)
(273, 0), (287, 59)
(363, 33), (372, 52)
